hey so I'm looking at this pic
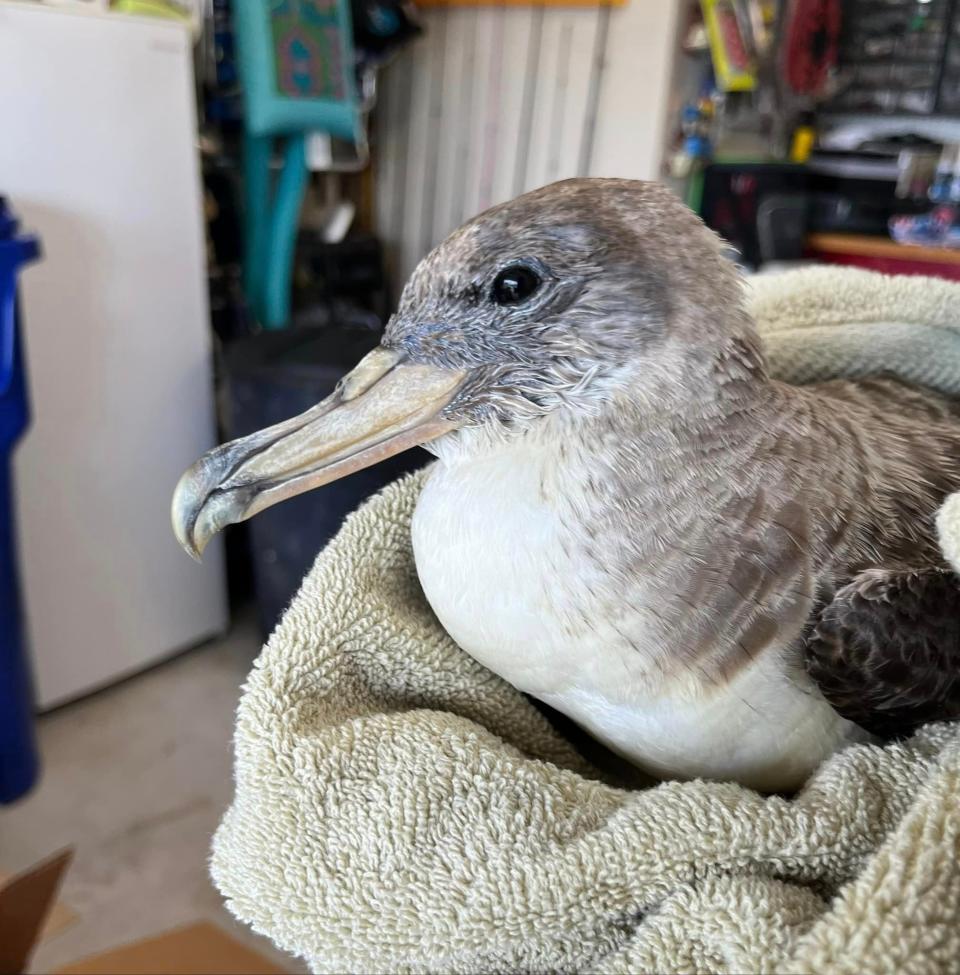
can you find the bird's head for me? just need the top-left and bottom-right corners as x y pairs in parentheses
(172, 178), (758, 558)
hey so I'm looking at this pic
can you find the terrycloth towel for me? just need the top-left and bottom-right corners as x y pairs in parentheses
(211, 267), (960, 975)
(749, 265), (960, 391)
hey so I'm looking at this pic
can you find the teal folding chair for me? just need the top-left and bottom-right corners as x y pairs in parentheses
(233, 0), (362, 329)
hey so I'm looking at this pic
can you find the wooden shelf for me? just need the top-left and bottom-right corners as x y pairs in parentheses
(805, 233), (960, 266)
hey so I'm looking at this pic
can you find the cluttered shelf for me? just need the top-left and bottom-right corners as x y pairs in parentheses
(672, 1), (960, 283)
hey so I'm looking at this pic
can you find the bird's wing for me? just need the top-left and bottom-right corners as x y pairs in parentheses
(804, 567), (960, 739)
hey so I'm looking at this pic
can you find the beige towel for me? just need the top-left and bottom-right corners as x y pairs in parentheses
(211, 268), (960, 975)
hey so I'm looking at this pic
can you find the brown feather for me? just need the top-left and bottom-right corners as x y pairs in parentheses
(805, 568), (960, 738)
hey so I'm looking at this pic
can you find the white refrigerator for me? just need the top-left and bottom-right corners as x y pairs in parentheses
(0, 1), (229, 707)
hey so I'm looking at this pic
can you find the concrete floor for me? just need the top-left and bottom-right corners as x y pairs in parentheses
(1, 617), (305, 974)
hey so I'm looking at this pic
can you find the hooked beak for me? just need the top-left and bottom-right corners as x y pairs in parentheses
(171, 348), (465, 559)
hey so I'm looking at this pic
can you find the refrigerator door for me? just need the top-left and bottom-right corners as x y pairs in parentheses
(0, 2), (228, 707)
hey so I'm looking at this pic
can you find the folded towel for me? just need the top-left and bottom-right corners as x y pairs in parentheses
(750, 265), (960, 391)
(211, 267), (960, 975)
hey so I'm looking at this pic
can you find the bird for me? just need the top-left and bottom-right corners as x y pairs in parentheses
(172, 178), (960, 791)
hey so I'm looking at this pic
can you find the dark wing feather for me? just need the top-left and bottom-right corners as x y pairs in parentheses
(805, 567), (960, 739)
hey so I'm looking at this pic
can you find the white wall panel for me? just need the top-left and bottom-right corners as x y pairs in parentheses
(588, 0), (684, 178)
(375, 0), (683, 287)
(490, 6), (542, 205)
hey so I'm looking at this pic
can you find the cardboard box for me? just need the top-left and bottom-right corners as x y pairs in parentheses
(53, 923), (289, 975)
(0, 851), (289, 975)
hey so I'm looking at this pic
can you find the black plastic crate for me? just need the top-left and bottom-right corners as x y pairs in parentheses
(223, 325), (430, 634)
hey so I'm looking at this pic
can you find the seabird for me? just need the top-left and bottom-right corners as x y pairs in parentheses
(172, 179), (960, 791)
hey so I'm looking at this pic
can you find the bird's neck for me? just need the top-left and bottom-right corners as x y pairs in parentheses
(557, 390), (779, 548)
(436, 342), (789, 579)
(559, 332), (780, 502)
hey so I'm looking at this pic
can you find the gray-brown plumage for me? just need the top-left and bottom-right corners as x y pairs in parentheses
(172, 177), (960, 790)
(807, 568), (960, 738)
(784, 377), (960, 741)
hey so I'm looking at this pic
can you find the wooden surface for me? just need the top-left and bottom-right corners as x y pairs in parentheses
(806, 233), (960, 265)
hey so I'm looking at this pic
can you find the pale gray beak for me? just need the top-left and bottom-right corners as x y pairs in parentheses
(171, 348), (466, 559)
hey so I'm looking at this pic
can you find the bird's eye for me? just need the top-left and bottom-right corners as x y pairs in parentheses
(491, 264), (541, 305)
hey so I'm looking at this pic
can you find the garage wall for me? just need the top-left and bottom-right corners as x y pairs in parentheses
(373, 0), (685, 286)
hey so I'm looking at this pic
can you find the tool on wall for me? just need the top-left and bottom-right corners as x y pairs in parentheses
(775, 0), (840, 161)
(779, 0), (840, 100)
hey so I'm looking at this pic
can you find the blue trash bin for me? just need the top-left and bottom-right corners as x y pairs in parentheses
(0, 197), (40, 804)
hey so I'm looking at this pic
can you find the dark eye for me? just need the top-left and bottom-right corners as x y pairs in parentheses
(491, 264), (541, 305)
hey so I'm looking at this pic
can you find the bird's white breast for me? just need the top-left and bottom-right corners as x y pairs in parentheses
(412, 438), (866, 791)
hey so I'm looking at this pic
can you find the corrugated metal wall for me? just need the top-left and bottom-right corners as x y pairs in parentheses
(373, 1), (684, 287)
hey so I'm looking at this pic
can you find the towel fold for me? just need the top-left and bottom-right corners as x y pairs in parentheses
(211, 267), (960, 975)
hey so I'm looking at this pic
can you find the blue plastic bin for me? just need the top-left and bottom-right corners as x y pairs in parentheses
(0, 197), (40, 804)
